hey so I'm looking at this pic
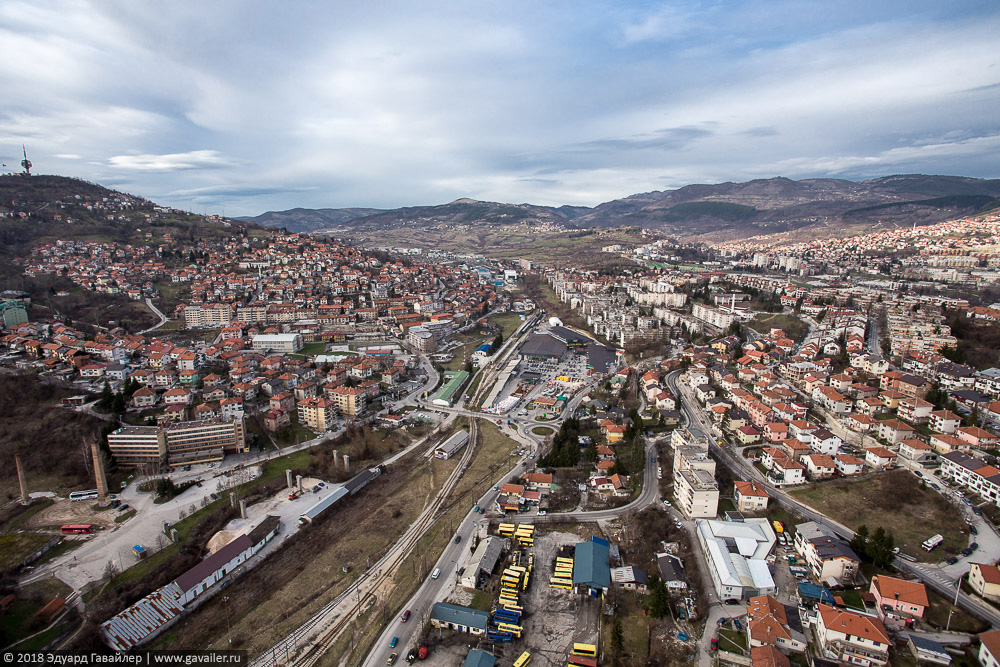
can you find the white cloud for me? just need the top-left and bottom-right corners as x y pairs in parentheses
(0, 1), (996, 214)
(108, 150), (234, 172)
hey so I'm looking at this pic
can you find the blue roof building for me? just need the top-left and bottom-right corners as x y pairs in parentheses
(431, 602), (489, 635)
(462, 650), (497, 667)
(573, 537), (611, 596)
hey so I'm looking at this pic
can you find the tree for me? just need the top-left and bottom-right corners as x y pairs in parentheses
(610, 619), (624, 656)
(98, 381), (113, 411)
(648, 576), (670, 618)
(489, 332), (503, 355)
(112, 391), (126, 414)
(850, 525), (869, 557)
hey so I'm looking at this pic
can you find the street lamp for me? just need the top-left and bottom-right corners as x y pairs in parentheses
(223, 595), (232, 644)
(945, 573), (963, 632)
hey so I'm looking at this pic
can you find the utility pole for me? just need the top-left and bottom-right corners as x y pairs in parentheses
(224, 595), (232, 644)
(946, 574), (962, 632)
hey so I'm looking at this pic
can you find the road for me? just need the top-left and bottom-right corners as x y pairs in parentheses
(669, 370), (1000, 630)
(138, 298), (169, 334)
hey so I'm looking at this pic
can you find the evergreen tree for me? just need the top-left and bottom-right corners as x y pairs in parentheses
(648, 576), (670, 618)
(850, 525), (869, 557)
(112, 391), (126, 414)
(98, 381), (114, 411)
(610, 619), (624, 656)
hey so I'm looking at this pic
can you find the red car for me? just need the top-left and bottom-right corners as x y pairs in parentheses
(710, 639), (718, 651)
(401, 609), (411, 623)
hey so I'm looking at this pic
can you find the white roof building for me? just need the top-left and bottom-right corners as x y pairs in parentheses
(696, 517), (777, 601)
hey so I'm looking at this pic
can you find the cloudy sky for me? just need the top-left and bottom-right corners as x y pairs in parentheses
(2, 1), (999, 216)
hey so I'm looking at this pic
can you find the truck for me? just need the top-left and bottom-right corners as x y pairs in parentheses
(922, 534), (944, 551)
(289, 489), (303, 500)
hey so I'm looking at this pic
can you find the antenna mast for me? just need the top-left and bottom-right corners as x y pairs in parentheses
(20, 146), (32, 176)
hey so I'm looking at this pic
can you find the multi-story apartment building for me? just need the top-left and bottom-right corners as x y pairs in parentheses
(297, 396), (336, 431)
(328, 385), (366, 416)
(183, 303), (233, 329)
(107, 426), (167, 468)
(674, 468), (719, 519)
(794, 522), (861, 584)
(164, 419), (247, 466)
(940, 451), (1000, 506)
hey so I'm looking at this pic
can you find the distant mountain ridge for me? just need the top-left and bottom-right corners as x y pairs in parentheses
(240, 174), (1000, 239)
(238, 207), (385, 233)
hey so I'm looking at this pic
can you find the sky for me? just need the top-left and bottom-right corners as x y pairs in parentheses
(1, 0), (999, 216)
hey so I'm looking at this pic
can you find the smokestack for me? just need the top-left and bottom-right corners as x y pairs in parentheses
(332, 450), (339, 469)
(229, 492), (236, 508)
(239, 499), (247, 520)
(15, 455), (29, 505)
(296, 474), (303, 491)
(90, 441), (109, 500)
(170, 528), (178, 543)
(286, 469), (293, 489)
(343, 454), (350, 474)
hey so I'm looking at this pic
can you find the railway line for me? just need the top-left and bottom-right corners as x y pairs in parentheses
(253, 419), (481, 667)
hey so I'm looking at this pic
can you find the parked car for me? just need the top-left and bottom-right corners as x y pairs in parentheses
(387, 654), (398, 665)
(710, 639), (718, 651)
(117, 504), (130, 512)
(947, 556), (959, 565)
(401, 609), (411, 622)
(454, 535), (462, 543)
(970, 526), (978, 535)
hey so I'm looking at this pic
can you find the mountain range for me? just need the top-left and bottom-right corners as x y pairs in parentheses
(241, 174), (1000, 241)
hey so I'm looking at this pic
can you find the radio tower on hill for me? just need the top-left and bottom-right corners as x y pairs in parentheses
(20, 145), (31, 176)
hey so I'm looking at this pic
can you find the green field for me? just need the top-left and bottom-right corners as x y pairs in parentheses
(746, 313), (809, 342)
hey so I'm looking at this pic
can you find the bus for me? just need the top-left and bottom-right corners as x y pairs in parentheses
(556, 557), (574, 567)
(554, 565), (573, 575)
(61, 524), (94, 534)
(500, 602), (523, 613)
(568, 656), (597, 667)
(498, 523), (516, 536)
(518, 538), (534, 547)
(514, 651), (531, 667)
(69, 489), (99, 502)
(502, 578), (521, 589)
(572, 644), (597, 659)
(508, 565), (527, 575)
(496, 623), (522, 637)
(922, 534), (944, 551)
(549, 578), (573, 589)
(772, 520), (784, 534)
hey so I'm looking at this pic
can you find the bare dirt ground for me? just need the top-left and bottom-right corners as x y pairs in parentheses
(25, 498), (117, 529)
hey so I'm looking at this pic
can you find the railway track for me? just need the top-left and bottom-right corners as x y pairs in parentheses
(256, 418), (480, 667)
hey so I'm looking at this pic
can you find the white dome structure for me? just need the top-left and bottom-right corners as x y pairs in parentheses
(548, 316), (563, 327)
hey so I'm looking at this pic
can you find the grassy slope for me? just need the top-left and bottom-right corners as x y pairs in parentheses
(789, 469), (966, 561)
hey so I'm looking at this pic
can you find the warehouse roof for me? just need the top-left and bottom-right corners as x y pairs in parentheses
(520, 334), (566, 358)
(573, 539), (611, 590)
